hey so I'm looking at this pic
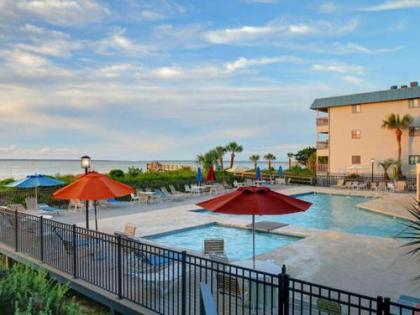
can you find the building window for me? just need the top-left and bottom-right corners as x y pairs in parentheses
(409, 127), (420, 136)
(352, 155), (361, 164)
(409, 99), (420, 108)
(351, 130), (361, 139)
(352, 104), (361, 113)
(409, 155), (420, 165)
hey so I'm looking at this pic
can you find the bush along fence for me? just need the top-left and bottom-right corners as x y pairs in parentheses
(0, 208), (418, 315)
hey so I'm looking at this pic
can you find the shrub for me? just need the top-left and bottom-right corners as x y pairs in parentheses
(0, 264), (82, 314)
(127, 166), (142, 177)
(109, 169), (125, 178)
(284, 165), (315, 176)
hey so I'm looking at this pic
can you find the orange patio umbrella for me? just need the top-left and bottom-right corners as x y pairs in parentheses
(53, 172), (134, 230)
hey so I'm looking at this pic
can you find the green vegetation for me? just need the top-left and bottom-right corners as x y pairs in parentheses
(382, 113), (413, 178)
(225, 142), (243, 169)
(284, 165), (315, 177)
(0, 263), (83, 314)
(400, 202), (420, 279)
(108, 169), (124, 178)
(378, 159), (395, 181)
(249, 155), (260, 170)
(293, 147), (316, 166)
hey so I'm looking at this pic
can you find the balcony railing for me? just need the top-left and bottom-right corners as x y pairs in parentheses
(317, 164), (329, 172)
(316, 117), (329, 126)
(316, 141), (329, 150)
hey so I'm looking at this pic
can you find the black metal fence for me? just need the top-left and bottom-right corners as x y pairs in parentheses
(0, 208), (418, 315)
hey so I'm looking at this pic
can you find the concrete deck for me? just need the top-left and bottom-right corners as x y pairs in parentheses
(52, 186), (420, 300)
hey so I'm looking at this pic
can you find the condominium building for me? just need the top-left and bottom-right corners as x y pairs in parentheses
(311, 82), (420, 176)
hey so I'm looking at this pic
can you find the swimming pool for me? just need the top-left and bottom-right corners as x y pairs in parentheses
(193, 193), (408, 238)
(146, 224), (301, 261)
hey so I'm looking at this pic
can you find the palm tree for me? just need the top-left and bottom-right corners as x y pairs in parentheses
(400, 202), (420, 279)
(264, 153), (276, 177)
(382, 113), (413, 177)
(249, 154), (260, 170)
(214, 146), (226, 171)
(378, 159), (395, 181)
(287, 152), (294, 169)
(225, 142), (243, 169)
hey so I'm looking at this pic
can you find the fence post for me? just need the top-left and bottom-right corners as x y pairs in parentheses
(377, 296), (384, 314)
(278, 265), (290, 315)
(383, 297), (391, 315)
(15, 209), (18, 252)
(117, 235), (122, 299)
(72, 224), (77, 279)
(181, 250), (187, 315)
(40, 216), (44, 262)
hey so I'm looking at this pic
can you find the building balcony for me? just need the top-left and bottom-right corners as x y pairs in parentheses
(316, 117), (329, 134)
(317, 164), (329, 173)
(316, 141), (329, 150)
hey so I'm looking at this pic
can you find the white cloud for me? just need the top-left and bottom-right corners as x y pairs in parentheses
(96, 28), (152, 55)
(242, 0), (277, 3)
(319, 1), (337, 13)
(204, 19), (359, 44)
(362, 0), (420, 11)
(15, 0), (110, 25)
(224, 56), (304, 73)
(341, 75), (366, 85)
(312, 62), (365, 75)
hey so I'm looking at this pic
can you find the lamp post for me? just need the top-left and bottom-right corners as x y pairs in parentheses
(371, 158), (375, 183)
(81, 155), (91, 229)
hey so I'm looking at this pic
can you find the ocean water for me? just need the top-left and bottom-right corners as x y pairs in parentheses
(0, 159), (287, 179)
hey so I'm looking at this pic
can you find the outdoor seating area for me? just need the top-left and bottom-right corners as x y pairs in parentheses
(332, 179), (412, 192)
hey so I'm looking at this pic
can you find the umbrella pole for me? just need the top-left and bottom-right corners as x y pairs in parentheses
(85, 201), (89, 229)
(252, 214), (256, 269)
(35, 186), (38, 209)
(94, 201), (98, 231)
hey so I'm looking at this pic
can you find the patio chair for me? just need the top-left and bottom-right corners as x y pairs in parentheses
(357, 181), (369, 190)
(130, 193), (140, 202)
(184, 185), (192, 193)
(395, 181), (407, 193)
(343, 181), (352, 189)
(169, 184), (185, 196)
(68, 199), (83, 211)
(377, 182), (387, 192)
(38, 203), (63, 215)
(8, 204), (26, 212)
(387, 182), (396, 192)
(370, 182), (378, 191)
(161, 187), (184, 201)
(333, 179), (345, 189)
(115, 223), (137, 238)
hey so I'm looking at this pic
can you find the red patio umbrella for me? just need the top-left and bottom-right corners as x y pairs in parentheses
(196, 186), (311, 267)
(206, 166), (216, 182)
(53, 172), (134, 230)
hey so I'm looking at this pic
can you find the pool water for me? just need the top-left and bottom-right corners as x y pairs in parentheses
(146, 224), (301, 261)
(194, 193), (408, 238)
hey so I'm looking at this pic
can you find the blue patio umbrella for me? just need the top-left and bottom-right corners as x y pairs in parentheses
(7, 174), (64, 208)
(255, 166), (261, 180)
(278, 166), (284, 177)
(196, 167), (202, 185)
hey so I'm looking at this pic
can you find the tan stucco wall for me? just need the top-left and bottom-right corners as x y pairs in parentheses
(327, 99), (420, 174)
(417, 164), (420, 202)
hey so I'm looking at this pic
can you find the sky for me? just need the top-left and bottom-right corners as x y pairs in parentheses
(0, 0), (419, 161)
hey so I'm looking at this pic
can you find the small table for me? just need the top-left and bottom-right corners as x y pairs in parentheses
(138, 191), (155, 204)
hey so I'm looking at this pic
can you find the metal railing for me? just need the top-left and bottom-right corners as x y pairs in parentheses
(316, 117), (329, 126)
(0, 208), (418, 314)
(316, 141), (329, 150)
(316, 164), (329, 173)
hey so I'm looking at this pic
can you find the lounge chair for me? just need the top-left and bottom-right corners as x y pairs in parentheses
(387, 182), (395, 192)
(25, 197), (39, 211)
(216, 274), (249, 303)
(184, 185), (192, 193)
(169, 185), (186, 196)
(8, 204), (26, 212)
(38, 203), (63, 215)
(333, 179), (345, 189)
(53, 227), (91, 256)
(161, 187), (184, 201)
(395, 181), (407, 193)
(204, 239), (228, 262)
(357, 181), (368, 190)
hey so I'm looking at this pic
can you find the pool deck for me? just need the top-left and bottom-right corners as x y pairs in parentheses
(54, 186), (420, 300)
